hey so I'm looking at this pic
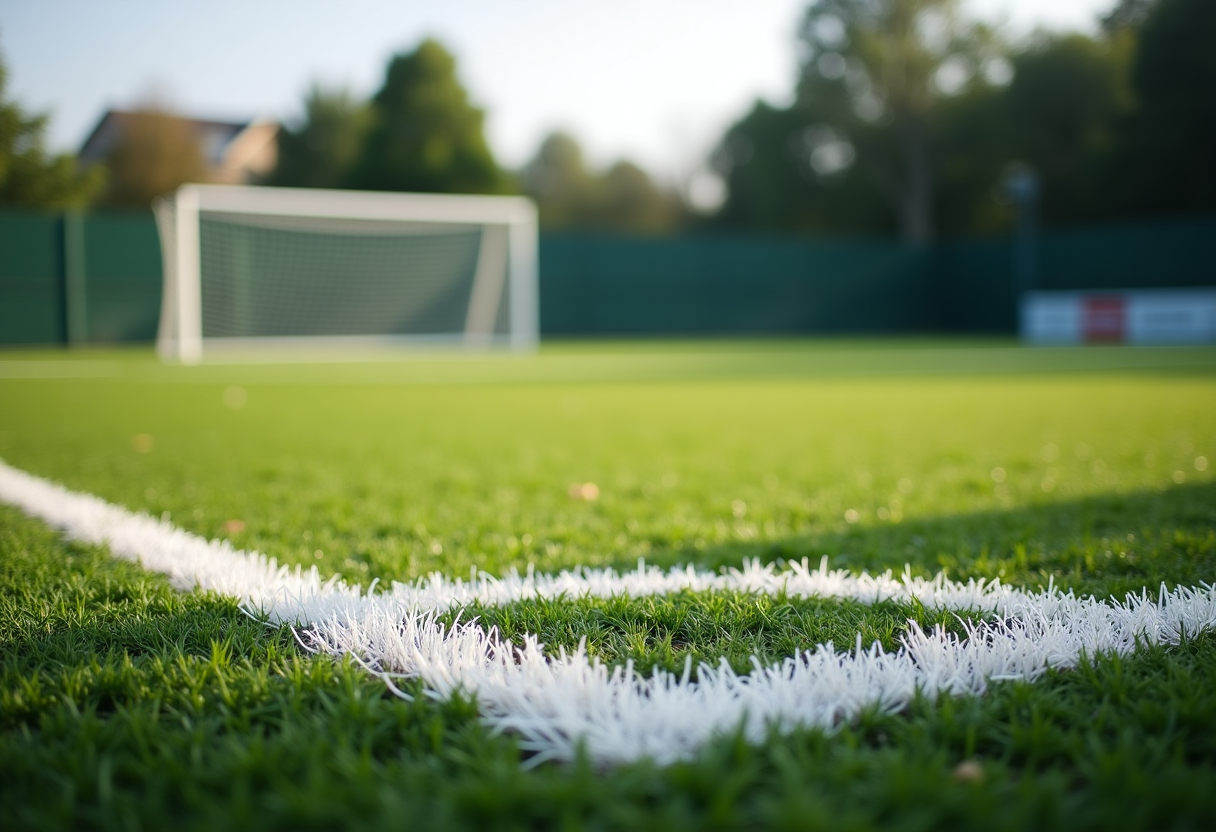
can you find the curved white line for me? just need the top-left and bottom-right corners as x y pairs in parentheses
(2, 459), (1214, 766)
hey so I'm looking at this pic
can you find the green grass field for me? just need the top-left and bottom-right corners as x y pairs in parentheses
(2, 340), (1215, 830)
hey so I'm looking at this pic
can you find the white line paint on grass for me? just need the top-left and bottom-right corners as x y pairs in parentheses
(3, 458), (1214, 766)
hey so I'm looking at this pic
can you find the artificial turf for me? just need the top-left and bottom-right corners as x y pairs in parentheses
(1, 340), (1214, 830)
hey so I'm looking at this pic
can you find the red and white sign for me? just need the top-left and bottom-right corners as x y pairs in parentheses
(1081, 296), (1126, 342)
(1022, 289), (1216, 344)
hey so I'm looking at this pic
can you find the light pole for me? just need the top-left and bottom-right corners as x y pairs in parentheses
(1001, 163), (1040, 301)
(999, 163), (1040, 337)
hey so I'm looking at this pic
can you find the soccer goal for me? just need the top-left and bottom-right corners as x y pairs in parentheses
(153, 184), (538, 362)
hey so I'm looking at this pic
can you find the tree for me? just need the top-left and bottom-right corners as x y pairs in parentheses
(933, 31), (1134, 234)
(711, 0), (1002, 239)
(1101, 0), (1159, 32)
(346, 39), (505, 194)
(597, 161), (684, 234)
(519, 132), (597, 228)
(267, 84), (369, 189)
(930, 80), (1013, 235)
(0, 57), (102, 208)
(711, 100), (892, 235)
(1108, 0), (1216, 216)
(520, 132), (684, 233)
(795, 0), (1002, 243)
(712, 0), (1213, 236)
(97, 108), (209, 208)
(1004, 33), (1134, 224)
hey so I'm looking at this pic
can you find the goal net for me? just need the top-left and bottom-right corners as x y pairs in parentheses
(153, 184), (538, 362)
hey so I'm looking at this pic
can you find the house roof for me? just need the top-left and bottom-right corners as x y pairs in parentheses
(78, 110), (279, 179)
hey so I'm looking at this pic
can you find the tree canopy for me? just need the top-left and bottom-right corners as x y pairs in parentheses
(96, 108), (209, 208)
(344, 39), (505, 194)
(933, 30), (1134, 234)
(712, 0), (1214, 238)
(520, 132), (684, 233)
(0, 56), (102, 209)
(265, 40), (683, 231)
(260, 5), (1211, 238)
(790, 0), (1001, 242)
(267, 85), (369, 190)
(1108, 0), (1216, 216)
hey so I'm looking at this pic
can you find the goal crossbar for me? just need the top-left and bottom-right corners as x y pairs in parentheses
(154, 184), (538, 363)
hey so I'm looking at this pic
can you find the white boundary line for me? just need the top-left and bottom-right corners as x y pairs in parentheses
(2, 458), (1214, 766)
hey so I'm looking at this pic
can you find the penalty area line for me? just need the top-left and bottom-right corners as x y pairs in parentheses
(1, 458), (1214, 766)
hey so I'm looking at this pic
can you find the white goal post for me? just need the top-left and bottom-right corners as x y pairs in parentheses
(153, 184), (538, 362)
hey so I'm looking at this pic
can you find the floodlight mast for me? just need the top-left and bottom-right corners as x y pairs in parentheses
(154, 184), (539, 364)
(1002, 163), (1040, 300)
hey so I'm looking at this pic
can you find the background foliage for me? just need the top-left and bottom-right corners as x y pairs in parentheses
(712, 0), (1215, 239)
(344, 39), (506, 195)
(1, 0), (1212, 236)
(0, 60), (103, 209)
(95, 108), (210, 209)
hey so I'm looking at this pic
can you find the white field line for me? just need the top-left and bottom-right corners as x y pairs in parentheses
(2, 458), (1215, 766)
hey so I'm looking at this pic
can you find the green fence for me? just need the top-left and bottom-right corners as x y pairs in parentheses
(0, 210), (162, 346)
(0, 212), (65, 345)
(1, 210), (1212, 346)
(540, 234), (938, 335)
(541, 215), (1215, 336)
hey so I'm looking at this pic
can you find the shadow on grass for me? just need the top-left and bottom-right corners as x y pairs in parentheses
(641, 480), (1216, 599)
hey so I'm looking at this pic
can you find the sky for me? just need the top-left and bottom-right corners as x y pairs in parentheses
(2, 0), (1114, 185)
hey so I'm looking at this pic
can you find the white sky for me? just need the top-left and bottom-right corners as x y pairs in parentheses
(1, 0), (1113, 183)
